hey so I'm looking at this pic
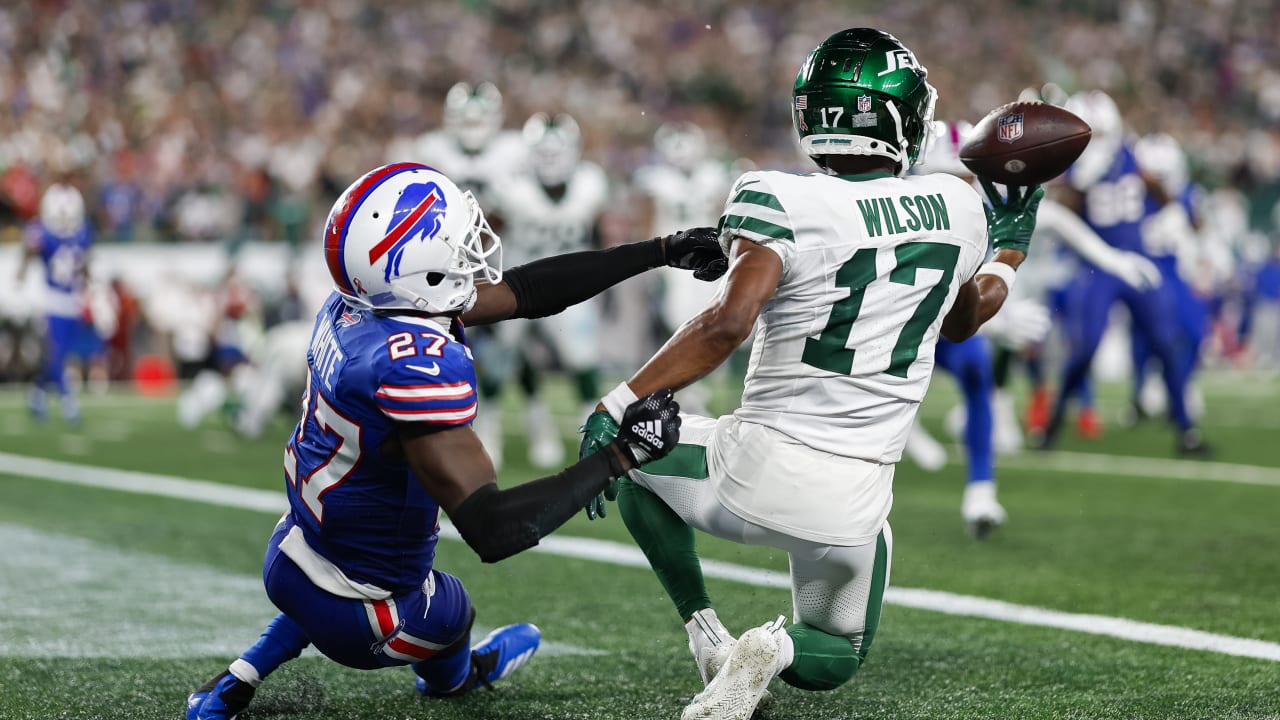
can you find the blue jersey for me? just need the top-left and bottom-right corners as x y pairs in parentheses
(284, 293), (479, 593)
(28, 223), (92, 317)
(1071, 143), (1151, 254)
(1141, 184), (1200, 274)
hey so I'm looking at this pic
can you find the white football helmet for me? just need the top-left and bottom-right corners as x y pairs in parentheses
(444, 82), (503, 153)
(655, 122), (707, 171)
(323, 163), (501, 315)
(1065, 90), (1126, 186)
(524, 112), (581, 186)
(916, 120), (975, 177)
(1135, 133), (1189, 197)
(40, 183), (86, 238)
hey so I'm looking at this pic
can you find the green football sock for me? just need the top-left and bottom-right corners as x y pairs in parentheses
(779, 623), (862, 691)
(573, 368), (600, 403)
(616, 478), (711, 620)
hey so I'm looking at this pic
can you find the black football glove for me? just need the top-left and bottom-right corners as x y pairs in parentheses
(662, 227), (728, 281)
(611, 389), (681, 466)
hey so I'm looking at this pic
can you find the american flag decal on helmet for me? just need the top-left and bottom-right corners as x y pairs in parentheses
(794, 95), (807, 110)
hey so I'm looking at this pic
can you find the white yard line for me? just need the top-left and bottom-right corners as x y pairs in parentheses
(2, 451), (1278, 663)
(954, 447), (1280, 488)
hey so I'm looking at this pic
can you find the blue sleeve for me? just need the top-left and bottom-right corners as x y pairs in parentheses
(372, 331), (478, 428)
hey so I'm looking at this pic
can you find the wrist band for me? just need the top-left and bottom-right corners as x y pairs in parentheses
(975, 261), (1017, 292)
(602, 382), (638, 423)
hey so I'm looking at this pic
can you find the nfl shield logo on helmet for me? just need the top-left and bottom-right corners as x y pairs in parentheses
(857, 95), (872, 113)
(997, 113), (1024, 143)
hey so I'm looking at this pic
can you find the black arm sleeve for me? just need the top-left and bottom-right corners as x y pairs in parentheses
(449, 448), (628, 563)
(503, 238), (663, 319)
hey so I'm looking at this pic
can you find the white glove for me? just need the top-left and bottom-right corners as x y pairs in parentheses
(1103, 251), (1163, 291)
(979, 300), (1051, 351)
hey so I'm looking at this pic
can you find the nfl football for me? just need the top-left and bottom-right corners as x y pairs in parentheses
(959, 101), (1092, 185)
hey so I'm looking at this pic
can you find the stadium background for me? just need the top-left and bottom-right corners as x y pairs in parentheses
(2, 2), (1280, 719)
(0, 1), (1279, 379)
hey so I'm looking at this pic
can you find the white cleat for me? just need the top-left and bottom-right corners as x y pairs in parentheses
(682, 617), (785, 720)
(962, 480), (1008, 539)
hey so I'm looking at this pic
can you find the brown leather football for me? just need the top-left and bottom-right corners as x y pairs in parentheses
(959, 101), (1092, 185)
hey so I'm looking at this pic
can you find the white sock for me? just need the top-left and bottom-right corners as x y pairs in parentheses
(775, 627), (795, 675)
(685, 608), (732, 650)
(229, 658), (262, 687)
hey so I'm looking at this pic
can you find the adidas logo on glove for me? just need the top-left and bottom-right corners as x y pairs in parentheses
(631, 420), (665, 449)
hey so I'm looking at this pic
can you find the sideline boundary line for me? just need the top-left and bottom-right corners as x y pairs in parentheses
(2, 451), (1278, 663)
(944, 446), (1280, 488)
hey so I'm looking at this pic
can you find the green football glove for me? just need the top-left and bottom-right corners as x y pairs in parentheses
(579, 410), (621, 520)
(980, 179), (1044, 254)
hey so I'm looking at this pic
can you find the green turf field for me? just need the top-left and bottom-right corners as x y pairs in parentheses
(1, 373), (1278, 720)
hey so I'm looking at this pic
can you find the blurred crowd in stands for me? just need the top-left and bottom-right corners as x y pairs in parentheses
(1, 0), (1279, 245)
(2, 0), (1280, 390)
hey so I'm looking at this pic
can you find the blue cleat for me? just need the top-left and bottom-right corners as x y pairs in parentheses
(185, 670), (255, 720)
(416, 623), (541, 697)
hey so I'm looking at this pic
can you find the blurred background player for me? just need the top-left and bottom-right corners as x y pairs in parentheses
(487, 112), (609, 468)
(1040, 91), (1207, 455)
(907, 120), (1052, 537)
(390, 82), (529, 465)
(633, 122), (739, 415)
(1127, 133), (1210, 425)
(15, 183), (95, 424)
(176, 266), (264, 430)
(390, 82), (528, 209)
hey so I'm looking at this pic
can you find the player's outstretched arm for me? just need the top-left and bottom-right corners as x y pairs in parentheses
(461, 227), (727, 326)
(942, 181), (1043, 342)
(603, 238), (781, 408)
(400, 390), (681, 563)
(1036, 198), (1162, 290)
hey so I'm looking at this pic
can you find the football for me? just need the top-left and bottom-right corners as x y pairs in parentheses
(959, 101), (1092, 185)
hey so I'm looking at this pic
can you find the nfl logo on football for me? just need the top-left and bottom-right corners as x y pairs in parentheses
(997, 112), (1024, 143)
(857, 95), (872, 112)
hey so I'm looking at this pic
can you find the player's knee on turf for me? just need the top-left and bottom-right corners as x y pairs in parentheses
(778, 623), (864, 692)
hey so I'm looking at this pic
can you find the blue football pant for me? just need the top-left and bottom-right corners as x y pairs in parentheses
(1053, 270), (1192, 434)
(936, 337), (994, 483)
(259, 519), (474, 689)
(1130, 270), (1206, 408)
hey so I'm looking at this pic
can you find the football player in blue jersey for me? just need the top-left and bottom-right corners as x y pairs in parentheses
(1038, 92), (1207, 455)
(185, 162), (727, 719)
(1127, 133), (1209, 426)
(15, 184), (94, 425)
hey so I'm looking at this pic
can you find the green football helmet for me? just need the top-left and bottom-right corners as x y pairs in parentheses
(793, 28), (938, 176)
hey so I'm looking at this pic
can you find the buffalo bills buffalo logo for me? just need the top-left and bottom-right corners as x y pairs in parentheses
(366, 182), (448, 282)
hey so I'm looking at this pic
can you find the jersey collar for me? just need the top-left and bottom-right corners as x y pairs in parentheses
(832, 171), (896, 182)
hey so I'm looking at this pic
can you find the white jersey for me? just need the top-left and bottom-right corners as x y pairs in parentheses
(493, 162), (609, 266)
(636, 161), (736, 328)
(635, 160), (735, 235)
(722, 170), (987, 464)
(392, 130), (527, 209)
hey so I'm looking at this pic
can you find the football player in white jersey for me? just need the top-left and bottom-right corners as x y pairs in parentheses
(388, 82), (528, 207)
(634, 122), (738, 415)
(388, 82), (528, 464)
(577, 29), (1046, 720)
(487, 113), (610, 468)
